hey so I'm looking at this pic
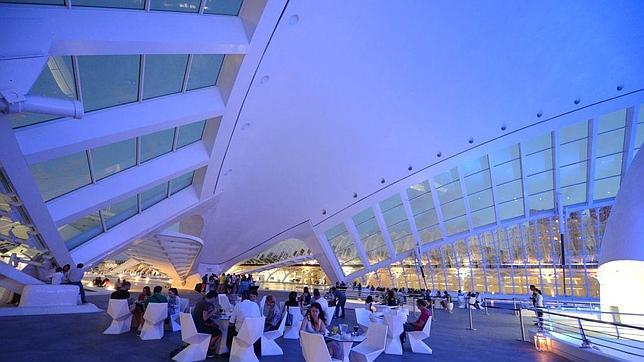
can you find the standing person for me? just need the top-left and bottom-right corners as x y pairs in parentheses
(530, 285), (544, 327)
(227, 291), (261, 355)
(192, 291), (222, 358)
(110, 281), (132, 305)
(167, 288), (181, 316)
(334, 286), (346, 318)
(67, 263), (86, 304)
(313, 289), (328, 310)
(62, 264), (71, 283)
(50, 267), (64, 285)
(299, 287), (311, 307)
(201, 274), (208, 294)
(357, 283), (362, 297)
(386, 289), (398, 306)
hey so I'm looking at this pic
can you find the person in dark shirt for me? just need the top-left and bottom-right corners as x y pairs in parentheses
(110, 281), (131, 301)
(144, 286), (168, 308)
(192, 291), (222, 356)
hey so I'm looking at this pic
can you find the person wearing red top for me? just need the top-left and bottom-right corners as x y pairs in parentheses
(401, 299), (431, 344)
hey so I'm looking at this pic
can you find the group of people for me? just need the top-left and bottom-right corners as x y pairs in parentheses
(199, 272), (255, 295)
(109, 283), (185, 335)
(48, 263), (86, 304)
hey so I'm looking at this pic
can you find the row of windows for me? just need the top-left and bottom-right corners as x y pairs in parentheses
(58, 170), (196, 250)
(11, 54), (224, 129)
(0, 0), (242, 15)
(325, 106), (644, 277)
(356, 206), (609, 298)
(30, 119), (207, 201)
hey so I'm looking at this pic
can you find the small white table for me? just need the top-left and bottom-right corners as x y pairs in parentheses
(214, 315), (231, 355)
(328, 334), (366, 362)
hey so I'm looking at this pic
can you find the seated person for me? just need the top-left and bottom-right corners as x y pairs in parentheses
(401, 299), (431, 344)
(299, 287), (312, 307)
(110, 281), (132, 304)
(386, 289), (398, 306)
(144, 285), (168, 308)
(324, 289), (337, 307)
(300, 302), (342, 360)
(249, 289), (259, 304)
(192, 291), (222, 358)
(262, 295), (282, 331)
(364, 295), (376, 313)
(134, 286), (151, 335)
(284, 291), (299, 325)
(227, 291), (262, 353)
(312, 289), (328, 310)
(167, 287), (182, 316)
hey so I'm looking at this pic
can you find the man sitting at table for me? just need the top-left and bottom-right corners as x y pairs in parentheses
(262, 295), (282, 331)
(401, 299), (431, 344)
(192, 291), (222, 357)
(227, 291), (262, 355)
(313, 289), (328, 310)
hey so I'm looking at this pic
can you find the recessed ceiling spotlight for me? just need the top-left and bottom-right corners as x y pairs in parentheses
(380, 178), (386, 184)
(322, 209), (327, 215)
(468, 137), (474, 144)
(260, 75), (270, 84)
(353, 192), (358, 198)
(537, 111), (543, 118)
(501, 125), (507, 131)
(223, 168), (233, 176)
(616, 85), (624, 91)
(574, 98), (581, 105)
(241, 122), (251, 130)
(289, 14), (300, 25)
(407, 165), (413, 171)
(436, 152), (442, 157)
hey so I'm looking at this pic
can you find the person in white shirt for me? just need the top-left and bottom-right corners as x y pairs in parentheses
(66, 263), (86, 304)
(313, 289), (328, 310)
(227, 291), (262, 352)
(50, 267), (64, 285)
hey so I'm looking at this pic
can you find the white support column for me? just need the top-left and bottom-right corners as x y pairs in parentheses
(0, 121), (73, 266)
(457, 165), (475, 232)
(373, 203), (397, 259)
(0, 5), (249, 56)
(622, 105), (640, 174)
(345, 219), (371, 270)
(315, 232), (345, 284)
(427, 180), (448, 239)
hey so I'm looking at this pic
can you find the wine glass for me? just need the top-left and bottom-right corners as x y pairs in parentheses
(339, 323), (348, 335)
(353, 325), (359, 335)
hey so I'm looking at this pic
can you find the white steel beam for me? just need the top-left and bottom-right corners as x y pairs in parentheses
(48, 142), (209, 224)
(373, 203), (396, 258)
(622, 105), (640, 174)
(16, 87), (224, 164)
(0, 121), (73, 266)
(345, 219), (371, 271)
(457, 165), (475, 231)
(315, 231), (345, 283)
(0, 5), (249, 56)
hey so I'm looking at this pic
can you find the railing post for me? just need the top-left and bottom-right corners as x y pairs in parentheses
(578, 319), (591, 348)
(517, 307), (526, 342)
(513, 297), (518, 316)
(431, 299), (436, 321)
(484, 298), (489, 315)
(467, 303), (476, 331)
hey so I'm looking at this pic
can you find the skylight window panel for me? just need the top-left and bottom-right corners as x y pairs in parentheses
(140, 128), (175, 162)
(142, 55), (189, 99)
(186, 54), (224, 90)
(170, 171), (195, 194)
(204, 0), (243, 15)
(597, 109), (626, 133)
(472, 207), (496, 228)
(1, 0), (63, 4)
(73, 0), (144, 9)
(78, 55), (139, 112)
(101, 195), (138, 229)
(523, 133), (552, 155)
(560, 120), (589, 143)
(491, 144), (520, 166)
(445, 216), (468, 235)
(10, 56), (76, 129)
(30, 151), (91, 201)
(150, 0), (200, 12)
(595, 129), (625, 157)
(176, 120), (206, 148)
(593, 176), (620, 200)
(461, 156), (489, 176)
(140, 182), (169, 210)
(58, 211), (103, 250)
(91, 138), (136, 180)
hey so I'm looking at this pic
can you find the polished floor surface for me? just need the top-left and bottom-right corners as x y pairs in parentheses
(0, 290), (568, 361)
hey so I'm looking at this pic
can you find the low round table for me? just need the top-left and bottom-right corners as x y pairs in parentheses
(327, 333), (366, 362)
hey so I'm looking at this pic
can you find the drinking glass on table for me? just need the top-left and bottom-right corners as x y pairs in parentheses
(353, 325), (359, 335)
(339, 324), (348, 335)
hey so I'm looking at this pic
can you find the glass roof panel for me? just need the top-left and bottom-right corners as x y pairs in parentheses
(597, 109), (626, 133)
(559, 139), (587, 166)
(561, 183), (586, 205)
(435, 180), (463, 204)
(73, 0), (144, 9)
(494, 159), (521, 184)
(140, 128), (175, 163)
(464, 170), (491, 194)
(594, 153), (622, 179)
(409, 191), (434, 215)
(595, 129), (624, 157)
(560, 161), (587, 187)
(414, 209), (439, 230)
(0, 0), (63, 4)
(176, 120), (206, 149)
(58, 211), (102, 250)
(91, 138), (136, 181)
(526, 170), (553, 195)
(496, 179), (523, 203)
(242, 238), (311, 265)
(143, 54), (189, 99)
(186, 54), (224, 90)
(523, 133), (552, 154)
(10, 56), (76, 129)
(472, 206), (496, 228)
(491, 144), (520, 166)
(102, 195), (138, 230)
(150, 0), (200, 12)
(524, 149), (552, 175)
(445, 215), (468, 235)
(461, 156), (489, 176)
(406, 181), (430, 199)
(441, 199), (466, 220)
(170, 171), (195, 195)
(78, 55), (139, 112)
(560, 120), (588, 143)
(468, 189), (494, 211)
(30, 151), (91, 201)
(433, 168), (459, 187)
(419, 225), (441, 244)
(141, 182), (168, 210)
(498, 199), (524, 220)
(593, 176), (620, 200)
(528, 190), (554, 212)
(204, 0), (243, 15)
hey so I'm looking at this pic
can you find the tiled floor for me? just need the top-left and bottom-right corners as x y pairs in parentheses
(0, 290), (568, 361)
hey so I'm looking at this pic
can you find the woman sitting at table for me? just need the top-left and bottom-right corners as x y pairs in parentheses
(401, 299), (431, 344)
(300, 302), (342, 359)
(364, 295), (376, 313)
(284, 291), (299, 325)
